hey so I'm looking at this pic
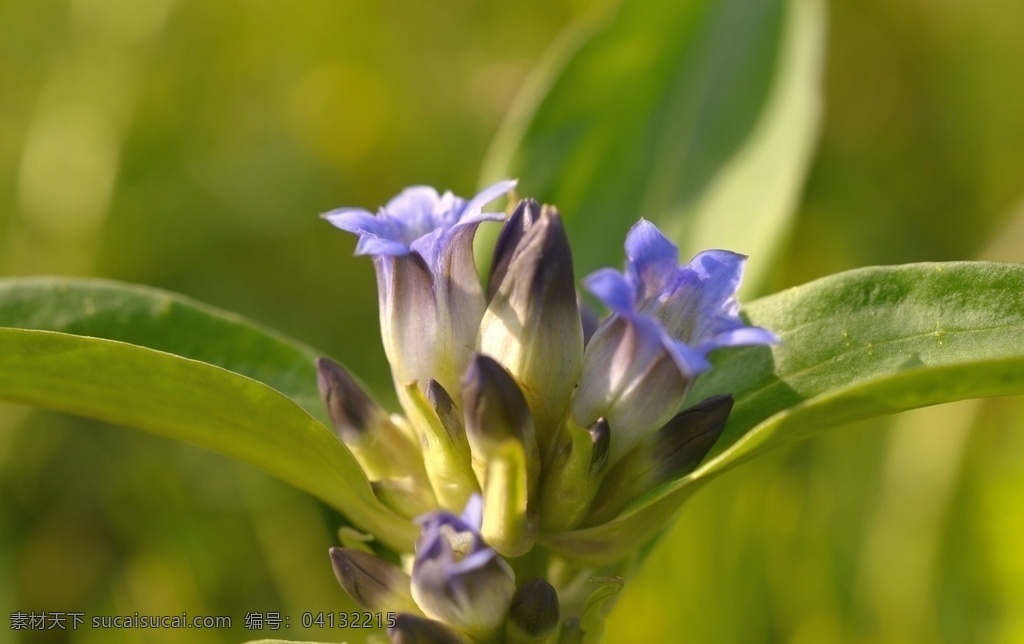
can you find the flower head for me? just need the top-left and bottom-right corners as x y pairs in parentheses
(323, 180), (516, 401)
(323, 187), (779, 639)
(585, 218), (778, 374)
(411, 495), (516, 639)
(573, 219), (777, 464)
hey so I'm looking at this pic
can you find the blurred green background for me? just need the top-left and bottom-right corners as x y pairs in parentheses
(2, 0), (1023, 642)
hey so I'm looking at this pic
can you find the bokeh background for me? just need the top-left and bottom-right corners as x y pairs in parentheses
(2, 0), (1023, 642)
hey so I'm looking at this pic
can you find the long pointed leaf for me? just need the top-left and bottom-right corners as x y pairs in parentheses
(667, 0), (825, 295)
(0, 277), (326, 422)
(482, 0), (824, 293)
(541, 262), (1024, 564)
(0, 328), (417, 552)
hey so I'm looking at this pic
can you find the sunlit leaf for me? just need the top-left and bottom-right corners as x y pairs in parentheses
(542, 262), (1024, 563)
(0, 277), (326, 422)
(0, 327), (417, 552)
(482, 0), (825, 294)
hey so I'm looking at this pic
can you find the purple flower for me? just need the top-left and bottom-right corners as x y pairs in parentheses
(325, 181), (515, 268)
(586, 219), (777, 368)
(323, 181), (516, 400)
(411, 495), (515, 639)
(572, 219), (777, 465)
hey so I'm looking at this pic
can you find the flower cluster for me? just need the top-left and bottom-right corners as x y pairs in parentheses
(320, 182), (776, 641)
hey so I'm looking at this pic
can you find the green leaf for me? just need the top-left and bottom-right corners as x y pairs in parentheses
(0, 327), (418, 552)
(665, 0), (825, 296)
(542, 262), (1024, 564)
(482, 0), (825, 293)
(578, 576), (624, 644)
(0, 277), (327, 422)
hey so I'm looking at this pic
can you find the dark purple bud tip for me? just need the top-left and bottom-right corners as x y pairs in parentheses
(426, 379), (464, 442)
(527, 206), (576, 303)
(329, 547), (406, 612)
(316, 357), (379, 441)
(654, 394), (733, 481)
(508, 579), (560, 639)
(388, 613), (467, 644)
(588, 418), (610, 473)
(461, 354), (532, 443)
(488, 198), (540, 300)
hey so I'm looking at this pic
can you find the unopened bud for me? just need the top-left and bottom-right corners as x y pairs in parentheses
(329, 547), (419, 615)
(404, 380), (479, 511)
(480, 201), (584, 452)
(461, 354), (539, 494)
(586, 395), (732, 525)
(316, 357), (429, 487)
(506, 579), (560, 643)
(481, 439), (536, 557)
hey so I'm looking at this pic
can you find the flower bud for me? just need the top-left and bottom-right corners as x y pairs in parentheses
(505, 579), (560, 643)
(479, 200), (583, 452)
(411, 496), (516, 640)
(586, 394), (733, 525)
(316, 357), (430, 488)
(480, 437), (536, 557)
(486, 198), (537, 301)
(404, 380), (479, 512)
(329, 547), (419, 615)
(461, 354), (540, 495)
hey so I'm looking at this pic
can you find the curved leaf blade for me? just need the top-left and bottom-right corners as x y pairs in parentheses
(0, 276), (326, 422)
(542, 262), (1024, 563)
(482, 0), (825, 293)
(668, 0), (825, 296)
(0, 328), (417, 552)
(693, 261), (1024, 456)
